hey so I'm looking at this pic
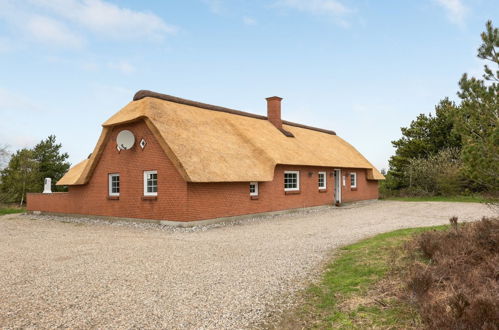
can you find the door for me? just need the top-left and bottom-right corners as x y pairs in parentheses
(334, 169), (341, 204)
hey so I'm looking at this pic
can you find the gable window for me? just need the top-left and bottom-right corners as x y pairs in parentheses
(318, 172), (326, 189)
(249, 182), (258, 196)
(108, 173), (120, 196)
(284, 171), (300, 191)
(350, 172), (357, 188)
(144, 170), (158, 196)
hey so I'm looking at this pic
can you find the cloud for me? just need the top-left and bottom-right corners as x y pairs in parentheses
(25, 15), (84, 48)
(108, 60), (136, 75)
(0, 88), (39, 112)
(202, 0), (225, 15)
(0, 134), (39, 151)
(435, 0), (467, 25)
(30, 0), (177, 41)
(0, 1), (82, 49)
(0, 0), (177, 48)
(243, 16), (257, 26)
(45, 55), (101, 71)
(90, 83), (133, 96)
(0, 37), (14, 53)
(81, 61), (99, 72)
(275, 0), (352, 26)
(276, 0), (351, 16)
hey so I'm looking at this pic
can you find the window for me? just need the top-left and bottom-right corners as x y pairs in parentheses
(350, 172), (357, 188)
(249, 182), (258, 196)
(284, 171), (300, 191)
(108, 173), (120, 196)
(318, 172), (326, 189)
(144, 170), (158, 196)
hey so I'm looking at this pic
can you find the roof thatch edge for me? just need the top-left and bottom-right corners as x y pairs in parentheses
(133, 90), (336, 136)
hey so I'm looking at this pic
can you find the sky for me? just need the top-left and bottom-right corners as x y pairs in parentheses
(0, 0), (497, 172)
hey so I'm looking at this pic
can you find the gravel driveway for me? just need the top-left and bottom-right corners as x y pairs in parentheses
(0, 201), (495, 329)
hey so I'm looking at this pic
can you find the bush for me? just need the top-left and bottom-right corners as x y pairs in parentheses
(404, 148), (465, 196)
(381, 148), (472, 198)
(404, 217), (499, 329)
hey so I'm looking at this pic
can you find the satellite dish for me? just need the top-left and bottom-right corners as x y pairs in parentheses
(116, 130), (135, 150)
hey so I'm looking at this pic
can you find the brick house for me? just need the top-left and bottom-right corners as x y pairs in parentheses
(27, 90), (384, 223)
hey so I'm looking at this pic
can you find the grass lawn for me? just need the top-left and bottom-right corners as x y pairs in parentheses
(383, 195), (494, 203)
(0, 208), (25, 216)
(276, 225), (447, 329)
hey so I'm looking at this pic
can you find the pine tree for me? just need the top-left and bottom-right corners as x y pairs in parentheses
(32, 135), (70, 192)
(455, 20), (498, 192)
(388, 98), (461, 188)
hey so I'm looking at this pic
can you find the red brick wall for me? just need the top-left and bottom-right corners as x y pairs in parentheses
(28, 120), (189, 221)
(185, 166), (335, 221)
(340, 169), (380, 203)
(27, 120), (379, 222)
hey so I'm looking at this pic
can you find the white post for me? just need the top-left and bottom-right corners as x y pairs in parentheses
(43, 178), (52, 194)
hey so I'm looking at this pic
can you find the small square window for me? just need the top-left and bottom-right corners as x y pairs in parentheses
(249, 182), (258, 196)
(284, 171), (299, 191)
(318, 172), (326, 189)
(144, 170), (158, 196)
(350, 172), (357, 188)
(108, 173), (120, 196)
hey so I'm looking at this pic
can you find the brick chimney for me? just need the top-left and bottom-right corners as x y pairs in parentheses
(266, 96), (283, 129)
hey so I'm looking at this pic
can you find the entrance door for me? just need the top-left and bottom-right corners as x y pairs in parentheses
(334, 169), (341, 204)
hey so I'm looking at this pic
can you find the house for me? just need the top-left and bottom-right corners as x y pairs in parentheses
(27, 90), (384, 223)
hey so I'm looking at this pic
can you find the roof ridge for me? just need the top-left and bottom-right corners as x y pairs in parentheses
(133, 90), (336, 136)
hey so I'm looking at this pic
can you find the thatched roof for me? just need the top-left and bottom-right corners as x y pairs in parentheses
(57, 90), (384, 185)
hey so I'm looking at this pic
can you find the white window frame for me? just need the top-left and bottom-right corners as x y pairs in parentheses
(108, 173), (120, 196)
(144, 170), (158, 196)
(284, 170), (300, 191)
(318, 171), (327, 189)
(350, 172), (357, 188)
(249, 182), (259, 196)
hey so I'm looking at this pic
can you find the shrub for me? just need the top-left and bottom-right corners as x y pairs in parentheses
(404, 148), (465, 196)
(404, 217), (499, 329)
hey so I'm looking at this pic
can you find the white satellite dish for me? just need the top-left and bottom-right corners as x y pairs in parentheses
(116, 130), (135, 150)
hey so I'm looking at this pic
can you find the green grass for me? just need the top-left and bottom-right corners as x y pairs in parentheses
(384, 195), (494, 203)
(0, 208), (25, 215)
(283, 225), (447, 329)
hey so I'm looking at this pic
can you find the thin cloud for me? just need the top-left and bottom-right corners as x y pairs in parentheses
(0, 37), (14, 53)
(275, 0), (353, 26)
(0, 0), (177, 49)
(0, 1), (82, 49)
(243, 16), (257, 26)
(0, 87), (40, 112)
(276, 0), (351, 16)
(30, 0), (177, 41)
(202, 0), (225, 15)
(25, 15), (84, 48)
(435, 0), (467, 25)
(108, 60), (136, 75)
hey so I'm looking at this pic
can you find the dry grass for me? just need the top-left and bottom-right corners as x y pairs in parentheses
(404, 216), (499, 330)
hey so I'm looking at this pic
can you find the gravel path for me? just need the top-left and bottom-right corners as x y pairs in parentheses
(0, 201), (496, 329)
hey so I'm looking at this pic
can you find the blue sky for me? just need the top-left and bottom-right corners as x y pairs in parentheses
(0, 0), (497, 171)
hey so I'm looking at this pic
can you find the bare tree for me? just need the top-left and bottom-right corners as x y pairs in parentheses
(0, 145), (10, 170)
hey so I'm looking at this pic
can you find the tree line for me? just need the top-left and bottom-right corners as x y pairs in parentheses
(382, 21), (498, 197)
(0, 136), (70, 206)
